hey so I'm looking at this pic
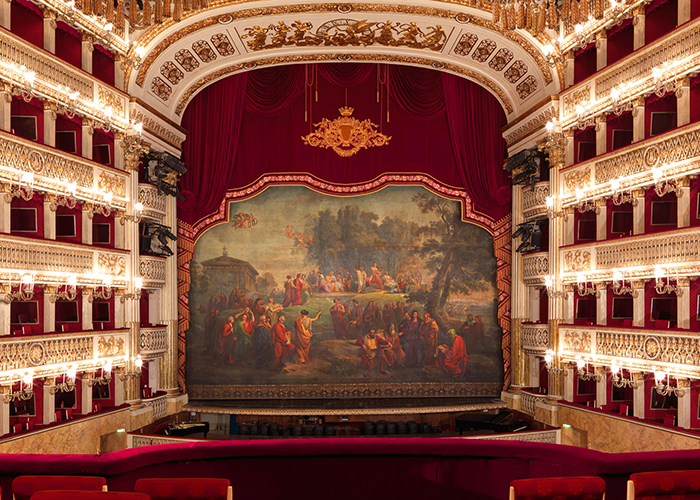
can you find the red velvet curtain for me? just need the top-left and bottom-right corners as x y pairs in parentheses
(181, 74), (248, 218)
(442, 74), (509, 216)
(180, 64), (507, 224)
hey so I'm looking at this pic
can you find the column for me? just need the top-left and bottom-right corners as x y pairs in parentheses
(81, 34), (94, 74)
(563, 208), (575, 246)
(115, 291), (125, 329)
(82, 119), (94, 160)
(0, 87), (10, 132)
(125, 169), (141, 404)
(82, 205), (93, 245)
(632, 372), (645, 418)
(548, 165), (566, 397)
(529, 286), (541, 323)
(0, 395), (9, 435)
(595, 367), (607, 408)
(0, 0), (10, 30)
(511, 184), (528, 388)
(564, 130), (575, 167)
(114, 372), (124, 406)
(677, 379), (691, 429)
(563, 365), (575, 401)
(632, 98), (645, 143)
(81, 376), (93, 414)
(44, 196), (56, 240)
(677, 277), (690, 329)
(0, 188), (10, 233)
(596, 282), (608, 326)
(633, 7), (645, 50)
(595, 114), (608, 156)
(0, 298), (10, 336)
(565, 53), (575, 89)
(633, 189), (645, 235)
(43, 286), (55, 333)
(113, 132), (124, 171)
(632, 280), (646, 327)
(160, 192), (181, 394)
(596, 199), (607, 241)
(43, 102), (56, 147)
(43, 381), (56, 424)
(563, 284), (574, 323)
(679, 0), (691, 24)
(148, 359), (160, 393)
(114, 55), (125, 91)
(678, 178), (690, 228)
(115, 216), (126, 249)
(677, 78), (690, 127)
(596, 30), (607, 71)
(42, 8), (56, 53)
(82, 288), (93, 331)
(149, 289), (161, 325)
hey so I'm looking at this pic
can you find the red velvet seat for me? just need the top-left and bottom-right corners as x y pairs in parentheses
(134, 478), (231, 500)
(30, 492), (149, 500)
(14, 476), (107, 500)
(628, 470), (700, 500)
(510, 476), (606, 500)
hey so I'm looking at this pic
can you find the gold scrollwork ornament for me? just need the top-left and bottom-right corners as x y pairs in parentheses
(302, 107), (391, 157)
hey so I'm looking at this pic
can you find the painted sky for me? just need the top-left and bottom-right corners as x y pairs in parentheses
(193, 185), (492, 294)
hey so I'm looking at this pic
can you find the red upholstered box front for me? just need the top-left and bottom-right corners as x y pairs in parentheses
(511, 476), (606, 500)
(134, 478), (230, 500)
(30, 492), (149, 500)
(631, 470), (700, 500)
(14, 476), (106, 500)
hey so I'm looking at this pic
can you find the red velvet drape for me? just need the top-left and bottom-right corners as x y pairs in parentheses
(180, 63), (508, 224)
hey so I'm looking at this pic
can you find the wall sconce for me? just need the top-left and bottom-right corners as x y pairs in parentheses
(121, 45), (146, 71)
(49, 275), (78, 302)
(612, 270), (638, 297)
(88, 191), (113, 219)
(57, 85), (80, 120)
(652, 65), (679, 98)
(120, 355), (143, 382)
(2, 273), (35, 303)
(576, 273), (600, 298)
(3, 372), (34, 403)
(653, 368), (685, 397)
(610, 361), (640, 388)
(119, 202), (143, 225)
(654, 266), (683, 296)
(120, 277), (143, 302)
(545, 275), (569, 299)
(48, 367), (77, 394)
(10, 65), (36, 103)
(575, 188), (599, 214)
(574, 105), (595, 130)
(544, 350), (568, 375)
(610, 178), (637, 206)
(610, 87), (633, 116)
(546, 195), (568, 220)
(87, 359), (112, 386)
(50, 180), (78, 211)
(576, 356), (602, 382)
(5, 171), (35, 202)
(542, 41), (564, 67)
(89, 275), (113, 301)
(96, 104), (114, 132)
(652, 165), (682, 198)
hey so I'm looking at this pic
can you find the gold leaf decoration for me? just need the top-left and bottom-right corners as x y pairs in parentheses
(301, 107), (391, 157)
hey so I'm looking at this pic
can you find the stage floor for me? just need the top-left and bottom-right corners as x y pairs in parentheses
(184, 397), (506, 415)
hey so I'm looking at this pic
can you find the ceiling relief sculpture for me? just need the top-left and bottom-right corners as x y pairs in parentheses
(131, 3), (558, 123)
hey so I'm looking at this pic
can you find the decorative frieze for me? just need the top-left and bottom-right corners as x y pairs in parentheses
(563, 330), (592, 353)
(0, 236), (93, 275)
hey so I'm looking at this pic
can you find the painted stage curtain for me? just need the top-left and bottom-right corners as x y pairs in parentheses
(179, 64), (508, 224)
(180, 73), (247, 219)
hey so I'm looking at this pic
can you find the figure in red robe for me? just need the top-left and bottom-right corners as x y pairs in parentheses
(437, 329), (469, 377)
(293, 274), (304, 306)
(270, 315), (295, 371)
(330, 298), (349, 339)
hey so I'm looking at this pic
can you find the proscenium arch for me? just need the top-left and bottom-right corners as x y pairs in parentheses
(127, 1), (563, 124)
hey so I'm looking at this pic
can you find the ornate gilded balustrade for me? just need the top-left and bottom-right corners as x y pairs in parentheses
(140, 325), (167, 357)
(139, 256), (166, 288)
(559, 324), (700, 376)
(138, 183), (166, 219)
(523, 323), (549, 352)
(520, 389), (548, 415)
(127, 434), (197, 447)
(559, 227), (700, 280)
(0, 328), (128, 381)
(522, 251), (549, 285)
(466, 429), (560, 443)
(0, 131), (130, 210)
(0, 29), (130, 126)
(142, 394), (167, 418)
(522, 181), (550, 220)
(0, 235), (129, 282)
(558, 18), (700, 131)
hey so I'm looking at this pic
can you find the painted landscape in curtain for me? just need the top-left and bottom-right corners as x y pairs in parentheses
(185, 185), (503, 396)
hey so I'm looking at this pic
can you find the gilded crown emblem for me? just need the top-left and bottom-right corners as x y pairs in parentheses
(302, 107), (391, 157)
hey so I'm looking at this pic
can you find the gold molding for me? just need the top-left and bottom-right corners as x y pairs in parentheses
(174, 53), (514, 115)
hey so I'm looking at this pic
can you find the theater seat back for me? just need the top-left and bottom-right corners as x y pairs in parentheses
(30, 492), (149, 500)
(629, 470), (700, 500)
(510, 476), (606, 500)
(13, 476), (107, 500)
(134, 478), (231, 500)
